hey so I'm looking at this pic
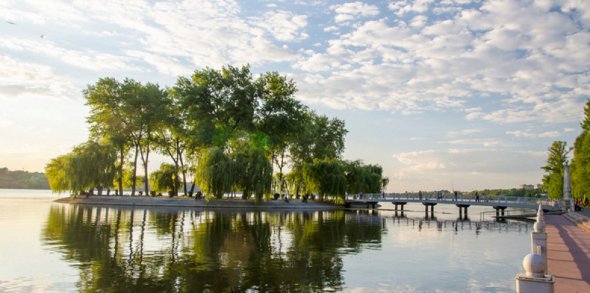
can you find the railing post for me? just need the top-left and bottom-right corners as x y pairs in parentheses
(515, 204), (554, 292)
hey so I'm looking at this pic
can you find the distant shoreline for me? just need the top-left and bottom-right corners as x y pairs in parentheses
(54, 196), (343, 210)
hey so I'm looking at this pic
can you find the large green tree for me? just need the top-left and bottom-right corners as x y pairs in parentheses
(541, 141), (568, 200)
(571, 99), (590, 204)
(45, 141), (116, 195)
(195, 147), (235, 199)
(256, 72), (307, 193)
(233, 145), (272, 201)
(288, 113), (348, 197)
(303, 159), (347, 202)
(344, 160), (384, 194)
(150, 163), (180, 196)
(85, 78), (130, 196)
(133, 82), (168, 196)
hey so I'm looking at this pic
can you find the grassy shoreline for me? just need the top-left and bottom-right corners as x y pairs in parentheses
(54, 196), (343, 210)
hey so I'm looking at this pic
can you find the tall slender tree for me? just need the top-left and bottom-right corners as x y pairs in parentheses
(541, 141), (568, 200)
(85, 78), (130, 196)
(256, 72), (307, 194)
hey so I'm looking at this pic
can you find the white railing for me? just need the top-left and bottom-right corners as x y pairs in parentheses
(345, 193), (558, 207)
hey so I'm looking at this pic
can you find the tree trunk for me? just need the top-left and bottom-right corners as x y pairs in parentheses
(177, 139), (188, 196)
(118, 144), (124, 196)
(142, 148), (150, 196)
(189, 177), (196, 196)
(131, 143), (139, 196)
(139, 137), (151, 196)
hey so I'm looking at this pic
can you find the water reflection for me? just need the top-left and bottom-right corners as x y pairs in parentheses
(42, 206), (383, 292)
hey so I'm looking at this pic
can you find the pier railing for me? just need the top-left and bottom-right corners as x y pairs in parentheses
(346, 193), (558, 208)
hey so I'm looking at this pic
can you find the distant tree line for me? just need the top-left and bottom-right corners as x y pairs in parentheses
(0, 167), (49, 189)
(45, 65), (387, 202)
(541, 99), (590, 206)
(468, 188), (540, 197)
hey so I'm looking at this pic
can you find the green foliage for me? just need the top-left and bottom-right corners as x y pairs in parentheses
(0, 167), (49, 189)
(174, 65), (258, 150)
(233, 146), (272, 201)
(571, 99), (590, 205)
(541, 141), (568, 200)
(45, 141), (116, 195)
(344, 160), (383, 194)
(196, 147), (235, 199)
(304, 159), (347, 202)
(290, 113), (347, 165)
(45, 155), (71, 193)
(51, 65), (389, 201)
(150, 163), (179, 195)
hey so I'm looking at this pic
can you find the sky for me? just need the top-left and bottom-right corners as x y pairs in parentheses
(0, 0), (589, 192)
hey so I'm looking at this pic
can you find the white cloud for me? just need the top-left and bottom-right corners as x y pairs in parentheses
(255, 10), (308, 42)
(0, 56), (76, 100)
(0, 37), (137, 72)
(390, 148), (545, 190)
(293, 0), (589, 124)
(447, 138), (501, 147)
(389, 0), (434, 16)
(330, 2), (380, 23)
(506, 130), (534, 138)
(564, 127), (576, 133)
(447, 128), (481, 138)
(538, 131), (561, 138)
(126, 50), (192, 76)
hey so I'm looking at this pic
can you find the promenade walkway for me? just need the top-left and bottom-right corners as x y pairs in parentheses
(546, 214), (590, 292)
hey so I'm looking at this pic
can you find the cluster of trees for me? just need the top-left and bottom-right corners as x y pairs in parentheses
(542, 99), (590, 206)
(45, 65), (387, 202)
(0, 167), (49, 189)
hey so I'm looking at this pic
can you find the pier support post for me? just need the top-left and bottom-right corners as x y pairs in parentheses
(456, 204), (470, 220)
(422, 202), (436, 219)
(393, 203), (407, 214)
(493, 206), (507, 219)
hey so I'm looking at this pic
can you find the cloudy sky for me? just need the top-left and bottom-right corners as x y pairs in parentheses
(1, 0), (588, 192)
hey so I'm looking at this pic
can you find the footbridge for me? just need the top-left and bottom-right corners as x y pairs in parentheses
(345, 193), (561, 219)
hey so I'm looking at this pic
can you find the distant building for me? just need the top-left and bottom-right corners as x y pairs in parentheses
(521, 184), (535, 190)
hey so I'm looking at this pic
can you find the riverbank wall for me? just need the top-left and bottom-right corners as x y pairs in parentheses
(55, 196), (342, 210)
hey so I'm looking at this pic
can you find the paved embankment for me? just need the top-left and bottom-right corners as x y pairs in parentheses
(54, 195), (342, 210)
(546, 214), (590, 292)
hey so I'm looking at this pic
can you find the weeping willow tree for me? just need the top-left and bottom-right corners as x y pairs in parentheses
(344, 160), (383, 194)
(233, 147), (272, 201)
(150, 163), (180, 196)
(195, 147), (235, 199)
(45, 141), (116, 196)
(304, 159), (347, 203)
(45, 154), (72, 193)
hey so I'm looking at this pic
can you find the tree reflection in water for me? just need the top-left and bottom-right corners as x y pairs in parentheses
(43, 206), (382, 292)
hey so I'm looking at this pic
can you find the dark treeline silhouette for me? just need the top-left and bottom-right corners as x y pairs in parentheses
(0, 167), (49, 189)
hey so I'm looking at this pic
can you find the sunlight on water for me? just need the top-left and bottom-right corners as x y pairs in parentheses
(0, 190), (533, 292)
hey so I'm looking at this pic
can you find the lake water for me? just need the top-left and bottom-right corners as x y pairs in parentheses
(0, 189), (534, 292)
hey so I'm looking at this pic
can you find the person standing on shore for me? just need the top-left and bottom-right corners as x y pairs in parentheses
(454, 191), (458, 201)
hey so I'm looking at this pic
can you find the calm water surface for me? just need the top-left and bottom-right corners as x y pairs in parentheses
(0, 189), (534, 292)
